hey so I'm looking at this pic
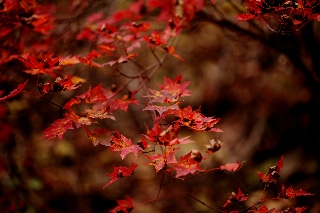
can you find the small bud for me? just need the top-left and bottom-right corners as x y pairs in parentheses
(206, 139), (222, 154)
(191, 150), (202, 162)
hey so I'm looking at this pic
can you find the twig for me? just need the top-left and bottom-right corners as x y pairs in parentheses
(188, 193), (223, 212)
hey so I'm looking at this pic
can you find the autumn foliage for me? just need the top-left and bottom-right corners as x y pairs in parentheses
(0, 0), (318, 212)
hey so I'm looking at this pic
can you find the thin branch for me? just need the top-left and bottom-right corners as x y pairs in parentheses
(24, 91), (64, 109)
(156, 169), (166, 200)
(188, 193), (223, 213)
(239, 200), (263, 213)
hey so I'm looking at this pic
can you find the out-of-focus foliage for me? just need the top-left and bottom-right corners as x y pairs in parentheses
(0, 0), (320, 212)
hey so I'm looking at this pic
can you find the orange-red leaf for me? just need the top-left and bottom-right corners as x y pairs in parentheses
(220, 161), (243, 172)
(0, 80), (28, 101)
(110, 196), (134, 213)
(103, 164), (137, 189)
(109, 132), (142, 160)
(171, 151), (202, 178)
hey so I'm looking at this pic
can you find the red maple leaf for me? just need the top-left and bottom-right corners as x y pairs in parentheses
(235, 13), (256, 22)
(248, 205), (268, 213)
(84, 103), (116, 120)
(220, 161), (243, 172)
(109, 132), (143, 160)
(257, 155), (283, 186)
(38, 75), (81, 95)
(171, 151), (202, 178)
(223, 188), (249, 208)
(248, 205), (309, 213)
(142, 122), (181, 146)
(42, 116), (74, 141)
(43, 98), (93, 141)
(144, 75), (190, 103)
(43, 112), (92, 141)
(78, 56), (102, 67)
(163, 46), (184, 61)
(76, 27), (97, 42)
(144, 30), (165, 45)
(110, 91), (139, 112)
(103, 53), (138, 66)
(293, 207), (309, 213)
(20, 0), (37, 13)
(109, 196), (134, 213)
(84, 127), (114, 146)
(277, 155), (284, 172)
(77, 84), (108, 103)
(143, 103), (180, 115)
(53, 74), (81, 92)
(103, 164), (137, 189)
(0, 80), (28, 101)
(168, 135), (194, 146)
(170, 106), (222, 132)
(59, 56), (81, 66)
(146, 146), (178, 172)
(279, 184), (314, 199)
(159, 75), (191, 99)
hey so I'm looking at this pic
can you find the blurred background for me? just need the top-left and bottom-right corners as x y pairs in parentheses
(1, 0), (320, 212)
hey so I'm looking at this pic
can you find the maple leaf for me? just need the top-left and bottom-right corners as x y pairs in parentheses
(19, 55), (45, 70)
(128, 21), (151, 32)
(19, 54), (61, 75)
(0, 80), (28, 101)
(171, 106), (222, 132)
(109, 195), (134, 213)
(76, 27), (97, 41)
(104, 53), (138, 66)
(110, 91), (139, 112)
(142, 123), (181, 146)
(42, 116), (74, 141)
(143, 103), (180, 115)
(103, 164), (137, 189)
(279, 184), (314, 199)
(171, 151), (202, 178)
(20, 0), (37, 13)
(86, 50), (101, 60)
(43, 99), (93, 141)
(63, 98), (81, 112)
(98, 44), (117, 54)
(168, 135), (194, 146)
(163, 46), (184, 61)
(78, 56), (102, 67)
(235, 13), (256, 22)
(31, 14), (54, 34)
(145, 89), (179, 103)
(257, 155), (283, 186)
(249, 206), (309, 213)
(85, 105), (116, 120)
(38, 76), (80, 95)
(277, 155), (284, 172)
(59, 56), (81, 66)
(220, 161), (243, 172)
(52, 74), (81, 93)
(248, 205), (268, 213)
(144, 30), (165, 45)
(293, 207), (309, 213)
(223, 188), (249, 208)
(109, 132), (142, 160)
(147, 0), (173, 21)
(146, 147), (179, 172)
(159, 75), (191, 99)
(84, 127), (113, 146)
(77, 84), (108, 103)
